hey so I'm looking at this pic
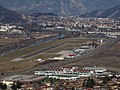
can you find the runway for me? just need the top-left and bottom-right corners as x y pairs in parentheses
(11, 44), (63, 61)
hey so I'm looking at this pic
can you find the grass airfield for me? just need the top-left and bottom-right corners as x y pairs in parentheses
(0, 37), (90, 73)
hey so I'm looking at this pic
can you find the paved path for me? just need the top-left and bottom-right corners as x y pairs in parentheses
(57, 50), (70, 58)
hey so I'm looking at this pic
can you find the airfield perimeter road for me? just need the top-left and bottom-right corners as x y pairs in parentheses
(23, 36), (120, 74)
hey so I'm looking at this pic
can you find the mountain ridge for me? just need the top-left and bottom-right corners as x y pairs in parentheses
(0, 5), (26, 24)
(80, 5), (120, 19)
(0, 0), (120, 15)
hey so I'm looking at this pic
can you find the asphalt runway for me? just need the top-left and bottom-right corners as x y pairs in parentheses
(12, 43), (63, 61)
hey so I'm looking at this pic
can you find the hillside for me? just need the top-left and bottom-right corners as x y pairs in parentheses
(0, 5), (26, 24)
(81, 5), (120, 19)
(0, 0), (120, 15)
(31, 13), (58, 17)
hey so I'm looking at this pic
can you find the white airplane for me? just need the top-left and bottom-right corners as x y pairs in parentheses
(37, 58), (45, 62)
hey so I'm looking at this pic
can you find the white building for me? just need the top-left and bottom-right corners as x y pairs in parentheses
(83, 67), (107, 73)
(35, 68), (92, 80)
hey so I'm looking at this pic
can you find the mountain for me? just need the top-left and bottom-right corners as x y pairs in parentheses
(0, 0), (120, 15)
(80, 0), (120, 12)
(80, 5), (120, 19)
(31, 13), (58, 17)
(0, 0), (87, 15)
(0, 5), (26, 24)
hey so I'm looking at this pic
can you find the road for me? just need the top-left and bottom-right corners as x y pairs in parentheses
(85, 36), (120, 57)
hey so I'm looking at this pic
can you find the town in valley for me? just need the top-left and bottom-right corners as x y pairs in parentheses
(0, 1), (120, 90)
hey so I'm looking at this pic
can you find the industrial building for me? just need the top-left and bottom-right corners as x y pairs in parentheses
(35, 66), (107, 80)
(35, 67), (93, 80)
